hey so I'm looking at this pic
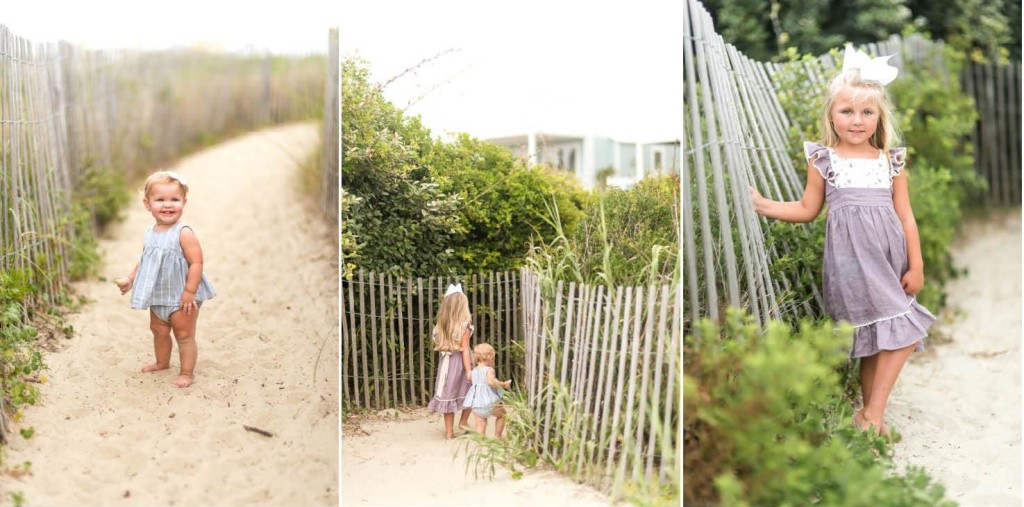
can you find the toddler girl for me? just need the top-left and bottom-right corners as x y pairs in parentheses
(116, 170), (216, 388)
(463, 342), (511, 438)
(426, 283), (474, 439)
(750, 45), (935, 436)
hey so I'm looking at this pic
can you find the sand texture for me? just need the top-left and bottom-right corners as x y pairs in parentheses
(0, 123), (339, 506)
(341, 407), (615, 506)
(887, 208), (1022, 506)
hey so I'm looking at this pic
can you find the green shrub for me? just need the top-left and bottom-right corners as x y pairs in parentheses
(684, 308), (955, 507)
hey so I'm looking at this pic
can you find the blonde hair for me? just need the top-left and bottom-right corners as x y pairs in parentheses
(433, 292), (470, 352)
(472, 343), (495, 365)
(142, 170), (189, 199)
(820, 69), (901, 152)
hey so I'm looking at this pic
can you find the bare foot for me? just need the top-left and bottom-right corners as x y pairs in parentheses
(853, 410), (882, 434)
(141, 362), (170, 373)
(174, 374), (194, 388)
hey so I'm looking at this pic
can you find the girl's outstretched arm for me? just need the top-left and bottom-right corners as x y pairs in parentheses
(892, 171), (924, 295)
(750, 162), (826, 223)
(179, 227), (204, 315)
(485, 368), (511, 389)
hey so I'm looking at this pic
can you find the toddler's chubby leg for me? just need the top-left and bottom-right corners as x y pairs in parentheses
(475, 414), (487, 435)
(142, 310), (173, 373)
(494, 405), (507, 439)
(169, 306), (200, 388)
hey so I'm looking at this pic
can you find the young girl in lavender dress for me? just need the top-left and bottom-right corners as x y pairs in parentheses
(750, 45), (935, 436)
(427, 284), (474, 439)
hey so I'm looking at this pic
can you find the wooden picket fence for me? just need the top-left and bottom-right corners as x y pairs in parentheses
(340, 270), (523, 410)
(963, 59), (1022, 206)
(520, 269), (680, 498)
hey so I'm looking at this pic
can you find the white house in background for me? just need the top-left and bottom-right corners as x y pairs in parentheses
(486, 132), (680, 190)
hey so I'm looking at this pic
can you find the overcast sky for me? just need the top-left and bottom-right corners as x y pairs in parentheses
(341, 0), (684, 142)
(1, 1), (339, 54)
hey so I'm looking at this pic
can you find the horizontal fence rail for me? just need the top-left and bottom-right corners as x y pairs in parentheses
(521, 269), (680, 498)
(340, 270), (523, 411)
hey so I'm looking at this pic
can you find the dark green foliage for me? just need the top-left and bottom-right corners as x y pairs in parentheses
(342, 57), (588, 277)
(906, 0), (1014, 62)
(570, 175), (678, 286)
(704, 0), (1016, 63)
(530, 175), (678, 287)
(703, 0), (908, 61)
(684, 308), (956, 507)
(341, 57), (465, 276)
(0, 270), (47, 414)
(427, 134), (588, 274)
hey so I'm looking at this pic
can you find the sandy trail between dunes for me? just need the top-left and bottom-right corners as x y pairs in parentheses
(0, 123), (339, 506)
(342, 407), (616, 506)
(888, 207), (1021, 506)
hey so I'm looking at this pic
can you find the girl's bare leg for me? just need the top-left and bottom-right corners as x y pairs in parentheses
(857, 342), (917, 435)
(169, 307), (199, 387)
(443, 413), (455, 439)
(458, 408), (472, 433)
(857, 354), (887, 434)
(142, 310), (173, 372)
(475, 415), (487, 435)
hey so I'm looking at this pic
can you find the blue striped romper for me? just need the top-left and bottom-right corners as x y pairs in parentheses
(129, 221), (216, 322)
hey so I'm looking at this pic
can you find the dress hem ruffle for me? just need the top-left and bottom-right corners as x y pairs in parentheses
(427, 397), (467, 414)
(849, 300), (935, 358)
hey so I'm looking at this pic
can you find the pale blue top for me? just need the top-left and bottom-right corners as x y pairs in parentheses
(463, 365), (503, 410)
(129, 221), (216, 309)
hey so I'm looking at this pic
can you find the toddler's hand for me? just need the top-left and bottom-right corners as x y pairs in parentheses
(115, 278), (132, 295)
(503, 380), (511, 389)
(180, 290), (197, 315)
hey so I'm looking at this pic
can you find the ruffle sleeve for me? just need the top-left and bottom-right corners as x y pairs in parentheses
(888, 147), (907, 177)
(803, 141), (835, 184)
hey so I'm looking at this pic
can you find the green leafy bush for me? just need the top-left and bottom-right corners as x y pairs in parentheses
(684, 308), (955, 507)
(342, 57), (588, 277)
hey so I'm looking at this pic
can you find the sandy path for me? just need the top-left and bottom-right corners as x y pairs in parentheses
(342, 408), (615, 506)
(0, 123), (339, 506)
(887, 207), (1022, 506)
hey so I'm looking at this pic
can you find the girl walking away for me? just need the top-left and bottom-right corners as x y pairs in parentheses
(116, 170), (216, 388)
(427, 284), (474, 439)
(463, 343), (512, 438)
(749, 45), (935, 436)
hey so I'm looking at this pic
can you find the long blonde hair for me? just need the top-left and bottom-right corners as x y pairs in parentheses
(433, 292), (470, 352)
(820, 69), (901, 152)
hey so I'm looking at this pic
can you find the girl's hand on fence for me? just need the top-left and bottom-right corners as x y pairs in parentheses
(901, 268), (924, 295)
(503, 380), (511, 389)
(749, 186), (766, 215)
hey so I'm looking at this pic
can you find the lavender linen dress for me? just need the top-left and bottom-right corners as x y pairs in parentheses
(427, 323), (473, 413)
(805, 142), (935, 358)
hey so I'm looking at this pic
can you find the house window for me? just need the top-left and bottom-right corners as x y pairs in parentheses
(651, 147), (666, 173)
(557, 148), (565, 169)
(567, 148), (576, 171)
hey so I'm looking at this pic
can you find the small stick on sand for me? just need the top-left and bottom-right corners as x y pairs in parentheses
(243, 425), (274, 437)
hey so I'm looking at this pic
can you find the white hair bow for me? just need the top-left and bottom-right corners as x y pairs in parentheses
(841, 44), (898, 86)
(166, 170), (188, 186)
(444, 283), (463, 297)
